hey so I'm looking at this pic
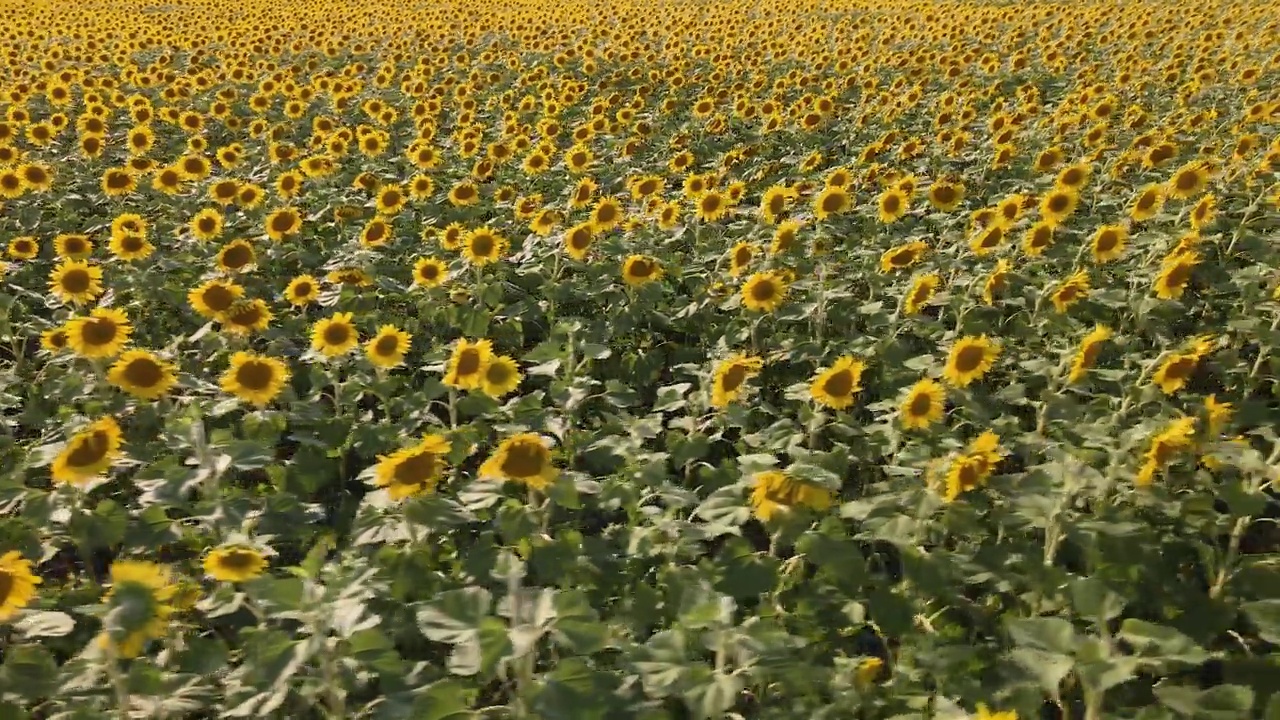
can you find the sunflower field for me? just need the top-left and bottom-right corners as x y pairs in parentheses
(1, 0), (1279, 717)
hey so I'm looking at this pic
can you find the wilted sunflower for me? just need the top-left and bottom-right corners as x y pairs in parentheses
(373, 434), (452, 500)
(463, 227), (507, 266)
(622, 255), (663, 287)
(204, 546), (268, 582)
(480, 432), (558, 490)
(107, 349), (178, 400)
(710, 354), (764, 408)
(1039, 187), (1079, 227)
(943, 335), (1001, 387)
(748, 469), (834, 522)
(1136, 416), (1198, 486)
(444, 338), (494, 390)
(99, 560), (176, 659)
(1050, 270), (1091, 313)
(810, 356), (866, 410)
(264, 207), (302, 241)
(1152, 337), (1214, 394)
(741, 271), (789, 312)
(1090, 224), (1128, 263)
(220, 351), (290, 406)
(813, 185), (851, 219)
(51, 416), (123, 484)
(903, 274), (940, 314)
(1068, 325), (1113, 383)
(48, 259), (104, 305)
(900, 378), (946, 429)
(1154, 251), (1199, 300)
(366, 325), (412, 368)
(877, 187), (909, 223)
(481, 355), (523, 398)
(563, 223), (594, 261)
(0, 551), (41, 621)
(412, 257), (449, 288)
(66, 307), (131, 358)
(284, 275), (320, 306)
(311, 311), (359, 358)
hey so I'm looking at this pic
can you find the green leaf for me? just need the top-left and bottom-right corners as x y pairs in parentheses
(1118, 619), (1209, 665)
(552, 589), (606, 653)
(411, 680), (476, 720)
(416, 587), (492, 644)
(0, 644), (58, 699)
(1156, 683), (1254, 718)
(1241, 600), (1280, 644)
(1005, 616), (1080, 654)
(13, 610), (75, 638)
(1069, 577), (1127, 622)
(1009, 648), (1074, 693)
(682, 670), (743, 719)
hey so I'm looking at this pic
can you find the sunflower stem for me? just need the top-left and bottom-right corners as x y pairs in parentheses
(102, 638), (131, 720)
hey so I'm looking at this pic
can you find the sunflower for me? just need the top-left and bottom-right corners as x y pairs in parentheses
(927, 180), (964, 212)
(590, 197), (624, 232)
(439, 222), (466, 251)
(1129, 184), (1166, 222)
(0, 168), (25, 199)
(1152, 338), (1213, 394)
(51, 416), (124, 484)
(107, 349), (178, 400)
(220, 352), (291, 406)
(188, 208), (224, 242)
(728, 242), (756, 277)
(462, 227), (507, 266)
(1051, 270), (1091, 313)
(1039, 188), (1079, 227)
(66, 308), (131, 359)
(264, 207), (302, 242)
(412, 257), (449, 288)
(444, 338), (494, 390)
(275, 171), (303, 199)
(40, 326), (69, 353)
(943, 335), (1001, 387)
(0, 551), (41, 621)
(479, 433), (558, 490)
(695, 190), (730, 222)
(1154, 251), (1200, 300)
(748, 469), (834, 522)
(108, 231), (154, 261)
(813, 185), (851, 220)
(1136, 417), (1198, 487)
(710, 354), (764, 408)
(360, 218), (392, 248)
(221, 299), (273, 336)
(99, 560), (176, 659)
(759, 184), (797, 224)
(284, 275), (321, 306)
(1022, 222), (1055, 257)
(969, 225), (1004, 257)
(1090, 224), (1128, 263)
(622, 255), (663, 287)
(8, 236), (39, 260)
(375, 184), (406, 215)
(810, 356), (866, 410)
(1189, 194), (1216, 230)
(311, 312), (359, 358)
(53, 233), (93, 260)
(1068, 325), (1113, 383)
(1204, 395), (1233, 436)
(373, 434), (452, 500)
(151, 165), (184, 194)
(481, 355), (523, 398)
(563, 223), (594, 261)
(877, 188), (909, 223)
(900, 378), (946, 429)
(741, 271), (788, 312)
(1167, 161), (1210, 199)
(188, 279), (244, 320)
(18, 163), (53, 192)
(48, 259), (104, 305)
(1055, 163), (1091, 191)
(200, 544), (269, 583)
(903, 274), (940, 314)
(365, 325), (412, 369)
(448, 180), (480, 206)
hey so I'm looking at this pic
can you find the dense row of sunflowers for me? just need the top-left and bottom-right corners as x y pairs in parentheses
(0, 0), (1278, 717)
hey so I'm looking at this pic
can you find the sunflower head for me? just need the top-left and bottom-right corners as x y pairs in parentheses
(479, 433), (557, 490)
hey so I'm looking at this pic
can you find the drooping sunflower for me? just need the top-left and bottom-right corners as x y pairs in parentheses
(99, 560), (176, 659)
(748, 469), (834, 522)
(66, 308), (131, 359)
(710, 354), (764, 408)
(900, 378), (946, 429)
(0, 551), (41, 621)
(444, 338), (494, 390)
(1153, 251), (1200, 300)
(51, 416), (124, 484)
(412, 257), (449, 288)
(48, 259), (104, 305)
(1050, 270), (1091, 313)
(480, 432), (558, 490)
(264, 207), (302, 241)
(622, 255), (663, 287)
(741, 271), (789, 312)
(982, 259), (1011, 305)
(563, 223), (594, 261)
(366, 325), (412, 369)
(481, 355), (523, 398)
(813, 185), (851, 220)
(943, 335), (1001, 387)
(876, 188), (909, 223)
(810, 356), (866, 410)
(1068, 325), (1113, 384)
(373, 434), (452, 500)
(204, 546), (268, 583)
(1090, 224), (1128, 263)
(107, 349), (178, 400)
(311, 312), (359, 358)
(462, 227), (507, 267)
(1136, 417), (1198, 487)
(1039, 187), (1079, 227)
(220, 352), (290, 406)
